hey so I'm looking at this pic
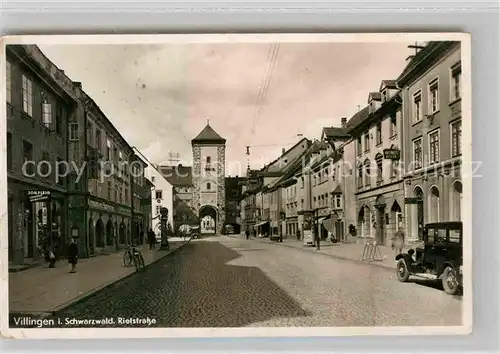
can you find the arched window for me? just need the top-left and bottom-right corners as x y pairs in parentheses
(206, 156), (211, 163)
(206, 182), (211, 190)
(357, 164), (363, 188)
(429, 186), (440, 223)
(364, 159), (371, 187)
(375, 153), (383, 182)
(450, 180), (463, 221)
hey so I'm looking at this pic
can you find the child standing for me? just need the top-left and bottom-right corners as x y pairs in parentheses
(67, 237), (79, 273)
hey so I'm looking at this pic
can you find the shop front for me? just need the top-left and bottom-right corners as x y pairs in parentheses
(86, 198), (132, 256)
(356, 192), (404, 247)
(8, 184), (67, 265)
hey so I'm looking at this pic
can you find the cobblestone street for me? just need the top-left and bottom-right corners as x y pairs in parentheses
(44, 236), (463, 327)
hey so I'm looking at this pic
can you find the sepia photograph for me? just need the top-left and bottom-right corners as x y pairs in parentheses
(1, 33), (472, 338)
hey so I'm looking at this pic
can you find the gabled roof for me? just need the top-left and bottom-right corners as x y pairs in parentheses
(158, 165), (193, 186)
(191, 124), (226, 145)
(322, 127), (350, 140)
(261, 137), (311, 173)
(397, 41), (458, 87)
(380, 80), (398, 90)
(331, 185), (342, 194)
(368, 92), (382, 102)
(345, 106), (370, 132)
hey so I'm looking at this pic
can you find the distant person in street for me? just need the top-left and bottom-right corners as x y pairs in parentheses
(252, 229), (256, 238)
(147, 229), (156, 250)
(296, 229), (301, 240)
(245, 229), (250, 240)
(314, 227), (321, 250)
(392, 230), (405, 255)
(67, 237), (78, 273)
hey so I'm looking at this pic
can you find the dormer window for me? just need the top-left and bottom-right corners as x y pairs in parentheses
(382, 89), (387, 102)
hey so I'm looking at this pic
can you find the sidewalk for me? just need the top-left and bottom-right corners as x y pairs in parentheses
(9, 240), (187, 315)
(229, 234), (399, 270)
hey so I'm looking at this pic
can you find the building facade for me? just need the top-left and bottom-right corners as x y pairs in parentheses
(348, 81), (405, 247)
(191, 123), (226, 234)
(224, 176), (244, 234)
(398, 41), (463, 242)
(77, 92), (136, 257)
(135, 151), (175, 236)
(6, 45), (78, 265)
(131, 154), (149, 244)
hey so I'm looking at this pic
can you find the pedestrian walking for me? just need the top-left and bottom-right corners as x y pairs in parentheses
(314, 227), (321, 250)
(296, 229), (301, 240)
(245, 229), (250, 240)
(392, 230), (405, 255)
(67, 237), (78, 273)
(46, 246), (56, 268)
(147, 228), (156, 250)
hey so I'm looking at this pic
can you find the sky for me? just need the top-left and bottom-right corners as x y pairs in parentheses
(39, 40), (412, 176)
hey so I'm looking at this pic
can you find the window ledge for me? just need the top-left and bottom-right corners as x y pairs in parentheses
(389, 134), (398, 140)
(449, 98), (461, 106)
(21, 111), (34, 123)
(412, 120), (423, 127)
(375, 142), (382, 147)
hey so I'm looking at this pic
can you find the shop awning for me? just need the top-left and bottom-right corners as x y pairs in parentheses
(255, 221), (269, 227)
(315, 217), (327, 224)
(321, 215), (338, 233)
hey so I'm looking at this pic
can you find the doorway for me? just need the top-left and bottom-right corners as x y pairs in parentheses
(375, 195), (386, 246)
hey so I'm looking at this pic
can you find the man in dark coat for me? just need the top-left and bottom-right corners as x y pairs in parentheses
(67, 237), (78, 273)
(148, 228), (156, 250)
(245, 229), (250, 240)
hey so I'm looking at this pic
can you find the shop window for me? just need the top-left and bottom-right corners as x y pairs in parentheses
(7, 133), (13, 171)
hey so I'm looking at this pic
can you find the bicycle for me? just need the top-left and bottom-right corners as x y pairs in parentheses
(123, 245), (145, 271)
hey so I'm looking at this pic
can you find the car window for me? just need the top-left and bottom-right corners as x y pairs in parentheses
(449, 229), (461, 244)
(435, 229), (447, 243)
(427, 228), (435, 243)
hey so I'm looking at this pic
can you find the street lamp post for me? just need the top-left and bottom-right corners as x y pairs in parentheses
(159, 207), (170, 250)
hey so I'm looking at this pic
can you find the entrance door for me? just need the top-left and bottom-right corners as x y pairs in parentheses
(376, 207), (386, 245)
(417, 201), (424, 240)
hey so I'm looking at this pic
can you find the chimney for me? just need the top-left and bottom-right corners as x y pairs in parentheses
(341, 117), (347, 128)
(74, 81), (82, 89)
(282, 148), (285, 155)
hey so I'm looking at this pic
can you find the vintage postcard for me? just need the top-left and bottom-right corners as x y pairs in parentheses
(1, 33), (472, 339)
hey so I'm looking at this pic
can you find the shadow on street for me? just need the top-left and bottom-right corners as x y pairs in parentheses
(49, 241), (311, 327)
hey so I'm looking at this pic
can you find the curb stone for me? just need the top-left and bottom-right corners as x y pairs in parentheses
(10, 238), (192, 325)
(224, 234), (396, 272)
(50, 238), (192, 315)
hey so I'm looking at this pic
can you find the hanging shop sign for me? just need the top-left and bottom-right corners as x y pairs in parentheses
(383, 148), (401, 160)
(404, 197), (423, 204)
(27, 190), (51, 203)
(88, 199), (114, 212)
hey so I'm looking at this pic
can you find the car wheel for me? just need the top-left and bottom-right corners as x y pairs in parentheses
(442, 266), (460, 295)
(396, 259), (410, 282)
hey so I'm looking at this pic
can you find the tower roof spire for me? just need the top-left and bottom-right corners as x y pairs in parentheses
(192, 122), (226, 145)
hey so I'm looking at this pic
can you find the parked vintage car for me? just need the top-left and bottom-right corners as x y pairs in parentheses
(395, 222), (463, 295)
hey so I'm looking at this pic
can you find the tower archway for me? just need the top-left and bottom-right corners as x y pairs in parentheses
(199, 205), (218, 235)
